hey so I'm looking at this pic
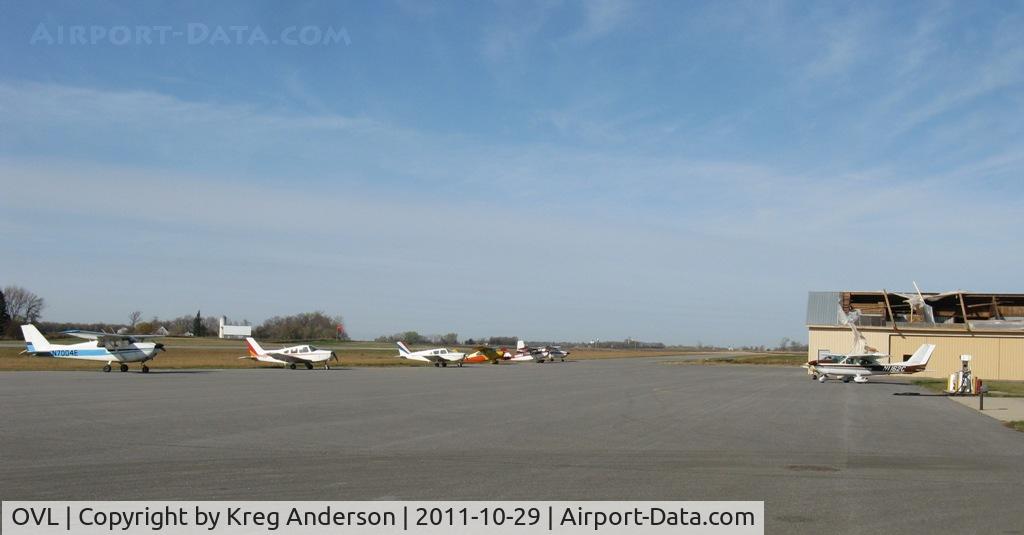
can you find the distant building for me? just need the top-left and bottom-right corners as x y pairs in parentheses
(218, 316), (252, 339)
(807, 290), (1024, 380)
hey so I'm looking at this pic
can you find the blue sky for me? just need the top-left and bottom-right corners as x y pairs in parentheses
(1, 1), (1022, 345)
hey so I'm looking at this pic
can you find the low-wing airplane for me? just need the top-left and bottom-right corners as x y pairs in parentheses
(538, 344), (570, 362)
(20, 324), (165, 373)
(395, 341), (466, 367)
(241, 337), (338, 370)
(464, 345), (509, 364)
(803, 306), (935, 383)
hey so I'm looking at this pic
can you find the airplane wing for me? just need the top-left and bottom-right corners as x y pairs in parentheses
(62, 330), (164, 340)
(265, 352), (315, 364)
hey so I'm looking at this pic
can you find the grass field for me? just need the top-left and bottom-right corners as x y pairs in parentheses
(671, 353), (807, 366)
(913, 378), (1024, 398)
(0, 338), (711, 371)
(1005, 421), (1024, 432)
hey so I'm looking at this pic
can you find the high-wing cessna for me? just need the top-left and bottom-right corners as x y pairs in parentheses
(395, 341), (466, 367)
(241, 338), (338, 370)
(20, 324), (165, 373)
(507, 340), (550, 363)
(803, 307), (935, 383)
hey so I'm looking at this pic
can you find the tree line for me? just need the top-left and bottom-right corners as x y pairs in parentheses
(374, 331), (461, 345)
(0, 285), (347, 342)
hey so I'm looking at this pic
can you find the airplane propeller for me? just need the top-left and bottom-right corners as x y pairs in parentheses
(155, 342), (166, 352)
(331, 351), (339, 362)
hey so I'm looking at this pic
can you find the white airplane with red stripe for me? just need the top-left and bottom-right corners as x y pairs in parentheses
(508, 340), (550, 363)
(395, 342), (466, 367)
(803, 305), (934, 383)
(241, 337), (338, 370)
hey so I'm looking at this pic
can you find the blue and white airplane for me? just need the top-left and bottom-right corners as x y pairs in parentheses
(20, 324), (165, 373)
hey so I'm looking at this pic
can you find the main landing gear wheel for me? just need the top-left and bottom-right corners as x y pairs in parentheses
(289, 363), (297, 370)
(458, 363), (463, 367)
(102, 365), (112, 373)
(811, 374), (818, 380)
(842, 377), (852, 383)
(119, 364), (129, 373)
(141, 365), (150, 373)
(324, 364), (330, 370)
(818, 375), (828, 383)
(441, 361), (448, 367)
(305, 362), (314, 370)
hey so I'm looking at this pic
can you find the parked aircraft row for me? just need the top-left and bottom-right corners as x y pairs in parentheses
(395, 340), (570, 367)
(17, 324), (570, 372)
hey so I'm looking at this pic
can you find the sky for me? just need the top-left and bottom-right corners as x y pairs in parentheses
(1, 1), (1022, 346)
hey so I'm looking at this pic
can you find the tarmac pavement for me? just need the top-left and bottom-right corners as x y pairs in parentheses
(1, 358), (1021, 534)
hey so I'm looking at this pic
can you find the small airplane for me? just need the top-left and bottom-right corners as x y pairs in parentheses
(803, 306), (935, 383)
(20, 324), (165, 373)
(538, 344), (570, 362)
(507, 340), (550, 363)
(806, 344), (935, 383)
(464, 345), (510, 364)
(241, 337), (338, 370)
(395, 341), (466, 367)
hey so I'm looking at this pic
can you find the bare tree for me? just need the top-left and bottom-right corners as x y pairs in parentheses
(3, 285), (45, 324)
(128, 310), (143, 329)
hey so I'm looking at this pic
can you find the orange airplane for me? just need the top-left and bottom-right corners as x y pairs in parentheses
(463, 345), (510, 364)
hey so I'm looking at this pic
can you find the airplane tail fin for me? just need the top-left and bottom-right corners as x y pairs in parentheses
(516, 340), (526, 350)
(906, 344), (936, 366)
(245, 337), (267, 356)
(21, 324), (50, 353)
(397, 341), (412, 356)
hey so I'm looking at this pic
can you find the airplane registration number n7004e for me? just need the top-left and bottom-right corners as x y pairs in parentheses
(51, 349), (79, 356)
